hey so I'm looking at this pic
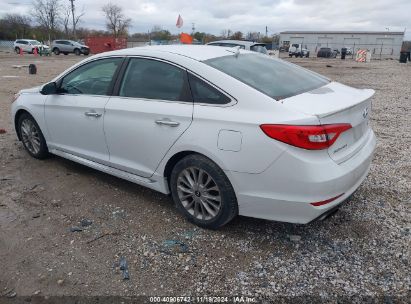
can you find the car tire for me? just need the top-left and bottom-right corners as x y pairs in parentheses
(53, 48), (60, 55)
(74, 49), (81, 56)
(15, 47), (20, 54)
(18, 113), (49, 159)
(63, 53), (68, 55)
(170, 154), (238, 229)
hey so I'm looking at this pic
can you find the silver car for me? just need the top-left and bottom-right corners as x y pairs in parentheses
(207, 40), (268, 54)
(51, 40), (90, 56)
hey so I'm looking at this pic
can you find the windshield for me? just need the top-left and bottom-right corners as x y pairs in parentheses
(250, 44), (268, 54)
(205, 54), (329, 100)
(29, 40), (41, 45)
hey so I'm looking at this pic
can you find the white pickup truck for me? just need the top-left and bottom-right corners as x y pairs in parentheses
(288, 43), (310, 58)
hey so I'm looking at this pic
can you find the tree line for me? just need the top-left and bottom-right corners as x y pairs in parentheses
(0, 0), (279, 45)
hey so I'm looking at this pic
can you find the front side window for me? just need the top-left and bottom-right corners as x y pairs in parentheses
(188, 74), (230, 105)
(205, 53), (329, 100)
(119, 58), (187, 101)
(59, 57), (122, 95)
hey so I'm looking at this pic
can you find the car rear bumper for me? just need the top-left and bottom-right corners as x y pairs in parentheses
(226, 130), (376, 224)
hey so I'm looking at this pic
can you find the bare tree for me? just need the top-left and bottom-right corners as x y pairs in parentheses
(68, 0), (85, 40)
(220, 29), (232, 39)
(2, 14), (32, 39)
(231, 31), (243, 40)
(102, 3), (131, 38)
(32, 0), (61, 42)
(62, 5), (71, 37)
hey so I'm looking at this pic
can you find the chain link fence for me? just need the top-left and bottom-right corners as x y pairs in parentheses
(0, 40), (14, 52)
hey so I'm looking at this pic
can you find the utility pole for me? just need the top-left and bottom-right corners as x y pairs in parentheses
(265, 26), (268, 37)
(192, 23), (195, 35)
(69, 0), (76, 40)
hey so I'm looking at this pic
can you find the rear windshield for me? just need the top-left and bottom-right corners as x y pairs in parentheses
(204, 53), (329, 100)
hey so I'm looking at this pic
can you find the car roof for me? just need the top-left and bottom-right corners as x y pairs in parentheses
(94, 45), (255, 61)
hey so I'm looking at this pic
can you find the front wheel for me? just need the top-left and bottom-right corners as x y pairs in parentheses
(18, 113), (49, 159)
(74, 49), (81, 56)
(170, 154), (238, 229)
(15, 47), (20, 54)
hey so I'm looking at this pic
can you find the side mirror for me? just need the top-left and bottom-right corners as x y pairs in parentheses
(40, 82), (57, 95)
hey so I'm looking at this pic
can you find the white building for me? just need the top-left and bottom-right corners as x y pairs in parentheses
(279, 31), (404, 58)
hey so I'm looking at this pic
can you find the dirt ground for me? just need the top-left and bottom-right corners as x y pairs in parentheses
(0, 51), (410, 301)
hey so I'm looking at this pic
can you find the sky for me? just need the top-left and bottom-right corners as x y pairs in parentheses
(1, 0), (411, 39)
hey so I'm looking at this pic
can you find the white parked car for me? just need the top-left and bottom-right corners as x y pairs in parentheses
(13, 39), (49, 54)
(11, 45), (376, 229)
(288, 43), (310, 57)
(207, 40), (268, 54)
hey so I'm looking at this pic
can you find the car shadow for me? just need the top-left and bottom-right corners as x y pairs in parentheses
(51, 155), (368, 247)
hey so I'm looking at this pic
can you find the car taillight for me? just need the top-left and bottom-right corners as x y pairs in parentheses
(260, 124), (352, 150)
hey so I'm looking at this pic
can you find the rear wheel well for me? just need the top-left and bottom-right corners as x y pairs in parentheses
(164, 151), (199, 186)
(14, 109), (31, 140)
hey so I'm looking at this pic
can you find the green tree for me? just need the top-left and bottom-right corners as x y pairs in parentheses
(193, 32), (206, 42)
(150, 26), (171, 41)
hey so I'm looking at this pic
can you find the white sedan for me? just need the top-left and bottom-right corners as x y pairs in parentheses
(11, 45), (376, 229)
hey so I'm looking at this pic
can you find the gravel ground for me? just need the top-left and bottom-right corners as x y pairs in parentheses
(0, 52), (410, 302)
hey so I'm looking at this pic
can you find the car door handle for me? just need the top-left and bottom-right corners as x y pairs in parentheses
(155, 119), (180, 127)
(84, 111), (102, 118)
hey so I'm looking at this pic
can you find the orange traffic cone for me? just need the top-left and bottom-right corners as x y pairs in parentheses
(19, 48), (23, 56)
(33, 48), (38, 56)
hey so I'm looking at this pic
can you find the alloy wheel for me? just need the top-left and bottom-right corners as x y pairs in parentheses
(20, 119), (41, 155)
(176, 167), (222, 221)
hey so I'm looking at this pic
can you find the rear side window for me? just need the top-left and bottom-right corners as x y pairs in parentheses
(188, 74), (230, 105)
(205, 53), (329, 100)
(119, 58), (188, 101)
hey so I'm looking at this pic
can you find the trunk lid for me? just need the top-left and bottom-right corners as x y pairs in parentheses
(281, 82), (374, 163)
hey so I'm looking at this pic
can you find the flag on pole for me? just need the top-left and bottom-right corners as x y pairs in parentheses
(176, 14), (183, 28)
(180, 33), (193, 44)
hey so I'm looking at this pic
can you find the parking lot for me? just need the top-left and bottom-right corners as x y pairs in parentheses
(0, 52), (410, 300)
